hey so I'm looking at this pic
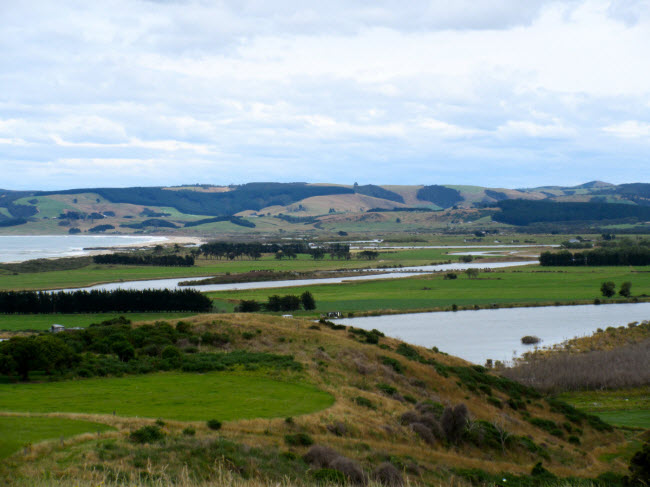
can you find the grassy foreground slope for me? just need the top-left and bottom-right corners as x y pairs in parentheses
(0, 313), (635, 486)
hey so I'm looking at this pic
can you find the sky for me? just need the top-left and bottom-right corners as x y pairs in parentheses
(1, 0), (649, 190)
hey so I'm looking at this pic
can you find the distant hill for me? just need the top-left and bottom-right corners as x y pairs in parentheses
(0, 180), (648, 234)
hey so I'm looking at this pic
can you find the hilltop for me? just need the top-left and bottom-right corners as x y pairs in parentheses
(0, 312), (637, 486)
(1, 181), (649, 236)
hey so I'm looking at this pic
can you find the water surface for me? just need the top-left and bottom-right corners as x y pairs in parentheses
(334, 303), (650, 365)
(0, 235), (168, 263)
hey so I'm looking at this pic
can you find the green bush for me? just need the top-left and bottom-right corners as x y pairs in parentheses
(129, 425), (165, 444)
(353, 396), (375, 409)
(182, 427), (196, 436)
(376, 383), (398, 396)
(312, 468), (346, 484)
(284, 433), (314, 447)
(206, 419), (222, 431)
(380, 356), (405, 374)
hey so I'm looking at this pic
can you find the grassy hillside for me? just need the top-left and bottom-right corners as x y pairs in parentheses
(2, 181), (649, 236)
(0, 313), (635, 486)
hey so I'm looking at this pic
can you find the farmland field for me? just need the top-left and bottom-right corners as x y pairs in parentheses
(0, 372), (334, 421)
(209, 265), (650, 315)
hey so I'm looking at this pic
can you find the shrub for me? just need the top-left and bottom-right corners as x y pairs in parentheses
(377, 383), (398, 396)
(206, 419), (222, 431)
(326, 421), (347, 436)
(129, 425), (165, 444)
(441, 404), (469, 444)
(411, 423), (436, 445)
(182, 427), (196, 436)
(373, 462), (404, 487)
(304, 445), (340, 468)
(354, 396), (375, 409)
(330, 456), (366, 485)
(380, 356), (405, 374)
(312, 468), (347, 485)
(285, 433), (313, 446)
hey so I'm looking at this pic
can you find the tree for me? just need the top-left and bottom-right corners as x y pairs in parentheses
(619, 281), (632, 298)
(465, 268), (479, 279)
(301, 291), (316, 310)
(600, 281), (616, 298)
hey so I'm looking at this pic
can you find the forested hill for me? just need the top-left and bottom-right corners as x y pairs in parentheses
(1, 181), (649, 234)
(38, 183), (354, 216)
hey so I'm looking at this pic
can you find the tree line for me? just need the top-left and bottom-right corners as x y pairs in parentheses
(238, 291), (316, 312)
(0, 289), (212, 314)
(199, 241), (350, 261)
(540, 248), (650, 266)
(93, 254), (194, 266)
(495, 199), (650, 226)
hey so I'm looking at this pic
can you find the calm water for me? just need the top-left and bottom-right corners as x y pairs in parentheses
(0, 235), (168, 263)
(334, 303), (650, 365)
(59, 261), (535, 292)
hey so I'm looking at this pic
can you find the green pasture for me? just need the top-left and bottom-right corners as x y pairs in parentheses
(0, 372), (334, 421)
(559, 387), (650, 429)
(0, 415), (114, 459)
(209, 265), (650, 314)
(0, 247), (502, 291)
(0, 312), (199, 332)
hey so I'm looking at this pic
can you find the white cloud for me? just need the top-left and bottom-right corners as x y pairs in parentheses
(1, 0), (649, 189)
(602, 120), (650, 138)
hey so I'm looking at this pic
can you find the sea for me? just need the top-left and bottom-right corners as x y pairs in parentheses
(0, 235), (168, 263)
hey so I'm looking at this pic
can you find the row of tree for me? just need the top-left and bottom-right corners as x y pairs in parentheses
(540, 248), (650, 266)
(93, 254), (194, 266)
(238, 291), (316, 312)
(0, 289), (212, 314)
(199, 241), (351, 261)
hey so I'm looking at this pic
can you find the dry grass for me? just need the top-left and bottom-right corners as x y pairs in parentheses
(0, 313), (633, 485)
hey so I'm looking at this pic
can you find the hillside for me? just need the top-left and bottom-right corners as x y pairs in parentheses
(1, 181), (649, 236)
(0, 313), (633, 486)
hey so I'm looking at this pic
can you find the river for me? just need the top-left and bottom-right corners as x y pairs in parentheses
(333, 302), (650, 365)
(57, 260), (536, 293)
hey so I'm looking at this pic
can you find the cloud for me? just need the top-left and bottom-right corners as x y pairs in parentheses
(0, 0), (649, 189)
(602, 120), (650, 138)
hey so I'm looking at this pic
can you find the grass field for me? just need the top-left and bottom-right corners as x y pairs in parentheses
(559, 387), (650, 429)
(0, 372), (334, 421)
(208, 265), (650, 315)
(0, 415), (114, 459)
(0, 312), (200, 332)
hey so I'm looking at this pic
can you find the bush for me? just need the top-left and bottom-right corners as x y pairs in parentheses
(312, 468), (347, 485)
(411, 422), (436, 445)
(284, 433), (313, 446)
(373, 462), (404, 487)
(377, 383), (398, 396)
(354, 396), (375, 409)
(330, 456), (366, 485)
(182, 427), (196, 436)
(380, 356), (405, 374)
(129, 425), (165, 443)
(304, 445), (340, 468)
(206, 419), (222, 431)
(441, 404), (469, 444)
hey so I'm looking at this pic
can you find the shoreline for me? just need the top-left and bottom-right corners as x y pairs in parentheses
(0, 235), (206, 264)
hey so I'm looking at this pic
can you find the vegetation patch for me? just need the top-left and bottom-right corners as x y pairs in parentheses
(0, 415), (114, 459)
(0, 371), (334, 421)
